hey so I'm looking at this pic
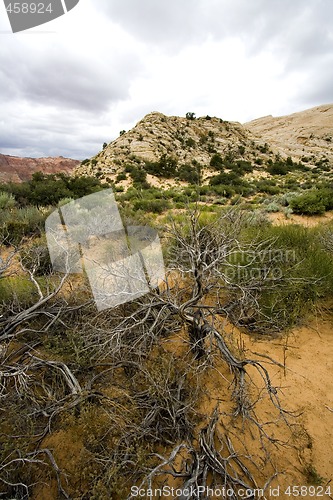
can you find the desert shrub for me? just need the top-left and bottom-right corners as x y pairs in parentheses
(230, 195), (242, 205)
(254, 180), (281, 195)
(257, 143), (269, 153)
(1, 220), (30, 245)
(0, 206), (48, 244)
(170, 192), (188, 204)
(264, 202), (280, 213)
(145, 155), (178, 178)
(215, 197), (227, 205)
(186, 112), (196, 120)
(128, 166), (148, 187)
(267, 161), (291, 175)
(230, 223), (333, 330)
(316, 187), (333, 210)
(185, 138), (196, 148)
(274, 192), (298, 206)
(116, 172), (127, 182)
(58, 197), (74, 207)
(257, 224), (333, 293)
(210, 153), (224, 170)
(209, 172), (243, 186)
(0, 181), (31, 206)
(209, 185), (235, 198)
(20, 238), (53, 276)
(0, 191), (16, 210)
(290, 192), (326, 215)
(1, 173), (105, 208)
(177, 164), (200, 184)
(0, 276), (39, 307)
(133, 198), (170, 214)
(233, 160), (253, 175)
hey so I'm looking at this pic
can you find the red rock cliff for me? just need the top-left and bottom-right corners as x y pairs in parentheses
(0, 154), (80, 183)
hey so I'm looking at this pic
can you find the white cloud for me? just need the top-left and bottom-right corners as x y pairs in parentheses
(0, 0), (332, 159)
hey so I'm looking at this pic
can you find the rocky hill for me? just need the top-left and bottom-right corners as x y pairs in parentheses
(75, 112), (277, 187)
(0, 154), (80, 184)
(244, 104), (333, 164)
(75, 105), (333, 189)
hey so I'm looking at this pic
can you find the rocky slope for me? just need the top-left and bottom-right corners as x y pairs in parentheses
(75, 105), (333, 187)
(244, 103), (333, 164)
(75, 112), (277, 185)
(0, 154), (79, 184)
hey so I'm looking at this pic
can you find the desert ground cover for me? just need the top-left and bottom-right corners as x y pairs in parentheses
(1, 201), (333, 499)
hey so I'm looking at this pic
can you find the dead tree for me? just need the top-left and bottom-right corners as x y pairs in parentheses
(0, 211), (306, 497)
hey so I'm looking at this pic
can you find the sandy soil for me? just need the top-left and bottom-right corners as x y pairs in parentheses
(268, 211), (333, 227)
(158, 310), (333, 498)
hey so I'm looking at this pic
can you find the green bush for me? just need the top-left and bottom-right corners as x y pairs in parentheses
(145, 155), (178, 178)
(317, 187), (333, 210)
(128, 166), (148, 186)
(254, 180), (281, 195)
(0, 206), (48, 245)
(231, 223), (333, 331)
(0, 191), (16, 209)
(233, 160), (253, 175)
(210, 153), (223, 170)
(20, 238), (53, 276)
(116, 172), (127, 182)
(178, 164), (200, 184)
(210, 172), (243, 186)
(186, 112), (196, 120)
(267, 161), (290, 175)
(58, 197), (74, 207)
(133, 198), (170, 214)
(290, 192), (326, 215)
(209, 185), (235, 198)
(185, 138), (196, 148)
(0, 276), (39, 308)
(0, 172), (105, 208)
(264, 202), (280, 213)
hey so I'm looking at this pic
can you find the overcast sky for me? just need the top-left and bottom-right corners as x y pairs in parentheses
(1, 0), (332, 160)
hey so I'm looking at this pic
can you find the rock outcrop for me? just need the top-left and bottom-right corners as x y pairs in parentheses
(0, 154), (79, 184)
(244, 104), (333, 163)
(75, 105), (333, 188)
(74, 112), (276, 183)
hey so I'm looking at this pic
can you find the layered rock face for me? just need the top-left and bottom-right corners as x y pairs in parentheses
(244, 104), (333, 163)
(0, 154), (80, 184)
(75, 105), (333, 186)
(74, 112), (276, 181)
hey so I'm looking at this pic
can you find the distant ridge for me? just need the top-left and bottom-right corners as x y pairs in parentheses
(244, 103), (333, 162)
(75, 105), (333, 189)
(0, 154), (80, 184)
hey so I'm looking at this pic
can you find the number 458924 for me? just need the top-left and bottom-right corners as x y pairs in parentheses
(6, 3), (53, 14)
(285, 485), (332, 497)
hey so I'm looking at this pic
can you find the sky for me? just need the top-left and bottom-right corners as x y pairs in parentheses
(0, 0), (333, 160)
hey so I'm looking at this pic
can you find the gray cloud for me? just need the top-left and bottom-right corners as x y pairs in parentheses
(98, 0), (205, 51)
(0, 41), (142, 113)
(99, 0), (331, 53)
(0, 0), (332, 159)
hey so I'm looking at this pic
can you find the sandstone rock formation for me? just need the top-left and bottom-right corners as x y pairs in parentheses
(75, 105), (333, 187)
(244, 104), (333, 164)
(0, 154), (80, 184)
